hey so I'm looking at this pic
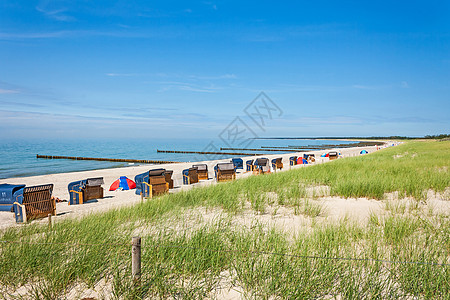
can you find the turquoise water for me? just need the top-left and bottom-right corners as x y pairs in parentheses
(0, 138), (358, 179)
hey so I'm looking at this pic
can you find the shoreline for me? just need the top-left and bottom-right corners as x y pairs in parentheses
(0, 139), (378, 180)
(0, 142), (393, 230)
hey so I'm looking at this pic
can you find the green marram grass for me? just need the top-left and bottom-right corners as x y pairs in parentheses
(296, 140), (450, 199)
(0, 140), (448, 299)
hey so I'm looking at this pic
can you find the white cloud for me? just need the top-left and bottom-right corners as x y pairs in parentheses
(106, 73), (137, 77)
(352, 84), (392, 90)
(189, 73), (237, 80)
(35, 5), (75, 22)
(0, 29), (160, 40)
(352, 85), (379, 90)
(156, 80), (223, 93)
(178, 85), (217, 93)
(0, 109), (225, 139)
(0, 88), (19, 94)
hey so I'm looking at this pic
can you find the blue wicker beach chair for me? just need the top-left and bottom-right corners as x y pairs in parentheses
(231, 158), (244, 170)
(183, 167), (199, 185)
(253, 158), (270, 174)
(271, 158), (283, 171)
(68, 177), (104, 205)
(246, 159), (254, 172)
(12, 184), (55, 223)
(215, 163), (236, 182)
(135, 169), (169, 197)
(245, 159), (253, 172)
(289, 156), (297, 166)
(135, 171), (149, 195)
(0, 184), (25, 212)
(192, 164), (208, 180)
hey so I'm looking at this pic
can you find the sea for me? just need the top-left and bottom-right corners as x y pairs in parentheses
(0, 138), (360, 179)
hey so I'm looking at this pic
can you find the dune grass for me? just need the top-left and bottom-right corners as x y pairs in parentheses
(1, 213), (448, 299)
(299, 140), (450, 200)
(0, 140), (449, 298)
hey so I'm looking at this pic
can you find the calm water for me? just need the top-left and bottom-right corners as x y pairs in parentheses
(0, 138), (359, 179)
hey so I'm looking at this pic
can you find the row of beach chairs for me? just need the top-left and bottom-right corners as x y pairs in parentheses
(182, 162), (237, 184)
(289, 154), (317, 166)
(1, 152), (339, 224)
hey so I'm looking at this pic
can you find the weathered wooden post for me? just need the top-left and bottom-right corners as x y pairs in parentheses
(48, 213), (52, 230)
(132, 236), (141, 283)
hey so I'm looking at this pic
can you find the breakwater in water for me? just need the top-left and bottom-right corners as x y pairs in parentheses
(36, 155), (179, 164)
(1, 138), (363, 179)
(157, 149), (264, 156)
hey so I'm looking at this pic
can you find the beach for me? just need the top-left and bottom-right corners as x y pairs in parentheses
(0, 143), (387, 229)
(2, 140), (450, 299)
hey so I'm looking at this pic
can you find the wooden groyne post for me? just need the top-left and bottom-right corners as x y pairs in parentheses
(36, 155), (179, 164)
(220, 147), (302, 152)
(157, 149), (264, 156)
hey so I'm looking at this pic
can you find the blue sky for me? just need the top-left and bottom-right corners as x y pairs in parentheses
(1, 1), (449, 139)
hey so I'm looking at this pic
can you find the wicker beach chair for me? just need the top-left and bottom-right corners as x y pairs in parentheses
(192, 164), (208, 180)
(148, 169), (169, 196)
(135, 169), (169, 197)
(183, 167), (199, 185)
(289, 156), (297, 166)
(253, 158), (270, 175)
(0, 184), (25, 212)
(328, 152), (338, 160)
(215, 163), (236, 182)
(231, 158), (244, 170)
(12, 184), (56, 223)
(246, 159), (254, 172)
(165, 170), (174, 189)
(135, 171), (149, 196)
(271, 157), (283, 171)
(68, 177), (104, 205)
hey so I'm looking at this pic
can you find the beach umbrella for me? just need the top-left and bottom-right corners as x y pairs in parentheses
(109, 176), (136, 191)
(360, 150), (368, 154)
(297, 157), (308, 164)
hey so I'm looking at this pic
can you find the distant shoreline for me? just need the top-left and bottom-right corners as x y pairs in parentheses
(252, 135), (449, 140)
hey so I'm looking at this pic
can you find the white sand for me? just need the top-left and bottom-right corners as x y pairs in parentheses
(5, 140), (450, 300)
(0, 143), (393, 229)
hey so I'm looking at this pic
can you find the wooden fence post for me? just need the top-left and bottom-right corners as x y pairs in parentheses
(48, 213), (52, 230)
(132, 236), (141, 283)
